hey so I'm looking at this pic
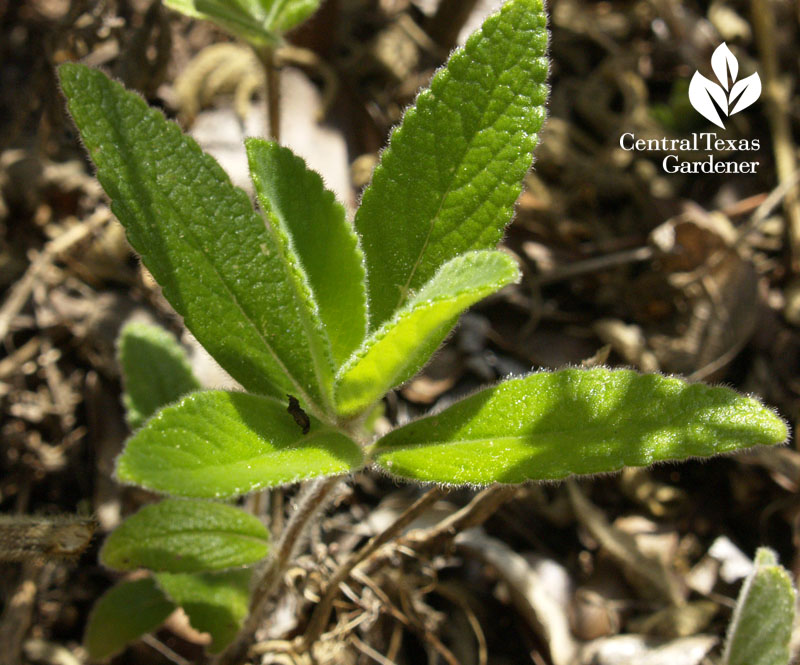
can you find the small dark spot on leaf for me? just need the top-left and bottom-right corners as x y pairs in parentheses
(287, 395), (310, 435)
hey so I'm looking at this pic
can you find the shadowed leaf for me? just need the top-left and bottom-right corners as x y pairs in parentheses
(101, 499), (269, 573)
(118, 322), (201, 429)
(156, 569), (251, 653)
(723, 548), (796, 665)
(84, 578), (175, 660)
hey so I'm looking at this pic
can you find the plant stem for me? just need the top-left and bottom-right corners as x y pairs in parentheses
(301, 487), (446, 646)
(404, 484), (516, 551)
(256, 45), (281, 142)
(214, 476), (341, 665)
(750, 0), (800, 273)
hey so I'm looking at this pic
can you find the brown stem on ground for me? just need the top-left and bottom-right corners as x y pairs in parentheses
(213, 476), (342, 665)
(301, 484), (516, 652)
(403, 484), (517, 552)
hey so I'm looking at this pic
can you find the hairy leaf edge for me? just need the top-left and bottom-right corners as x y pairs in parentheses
(367, 367), (790, 487)
(356, 0), (549, 327)
(334, 251), (521, 409)
(57, 63), (328, 416)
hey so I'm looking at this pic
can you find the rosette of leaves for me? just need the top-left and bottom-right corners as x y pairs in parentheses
(60, 0), (787, 659)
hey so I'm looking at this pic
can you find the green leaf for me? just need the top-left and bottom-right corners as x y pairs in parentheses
(164, 0), (320, 44)
(84, 578), (175, 661)
(101, 499), (269, 573)
(355, 0), (548, 329)
(247, 139), (367, 366)
(163, 0), (206, 18)
(194, 0), (275, 45)
(116, 390), (364, 497)
(58, 64), (334, 415)
(156, 570), (251, 653)
(118, 322), (201, 429)
(372, 368), (788, 485)
(259, 0), (321, 33)
(723, 548), (797, 665)
(335, 251), (519, 416)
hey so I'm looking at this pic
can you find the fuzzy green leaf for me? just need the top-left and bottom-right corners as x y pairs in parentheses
(335, 251), (519, 416)
(84, 578), (175, 661)
(156, 570), (251, 653)
(355, 0), (548, 329)
(101, 499), (269, 573)
(259, 0), (321, 33)
(194, 0), (277, 45)
(118, 322), (201, 429)
(163, 0), (205, 18)
(247, 139), (367, 366)
(58, 64), (334, 414)
(723, 548), (797, 665)
(116, 390), (363, 498)
(372, 368), (787, 485)
(165, 0), (320, 43)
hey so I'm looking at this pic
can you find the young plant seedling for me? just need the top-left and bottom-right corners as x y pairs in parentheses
(60, 0), (788, 660)
(163, 0), (323, 140)
(162, 0), (321, 47)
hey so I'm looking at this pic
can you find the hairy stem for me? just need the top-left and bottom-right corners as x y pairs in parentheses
(214, 476), (341, 665)
(257, 45), (281, 142)
(302, 487), (446, 646)
(404, 484), (516, 551)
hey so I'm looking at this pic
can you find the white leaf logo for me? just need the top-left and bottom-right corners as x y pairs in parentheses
(711, 42), (738, 90)
(689, 43), (761, 129)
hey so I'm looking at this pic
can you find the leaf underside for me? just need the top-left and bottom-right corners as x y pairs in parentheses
(156, 569), (251, 653)
(372, 368), (788, 485)
(116, 390), (363, 498)
(59, 63), (333, 413)
(118, 322), (201, 429)
(101, 499), (270, 573)
(335, 251), (519, 416)
(355, 0), (549, 330)
(723, 548), (796, 665)
(84, 578), (175, 661)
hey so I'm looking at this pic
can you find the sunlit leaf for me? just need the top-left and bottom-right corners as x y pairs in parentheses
(247, 139), (367, 366)
(372, 368), (787, 485)
(116, 391), (363, 498)
(335, 251), (519, 416)
(355, 0), (548, 329)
